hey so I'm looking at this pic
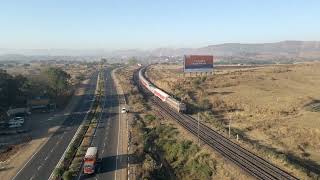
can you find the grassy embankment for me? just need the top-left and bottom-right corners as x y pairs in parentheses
(147, 63), (320, 179)
(115, 65), (250, 180)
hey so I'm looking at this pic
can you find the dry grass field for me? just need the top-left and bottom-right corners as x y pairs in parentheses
(146, 63), (320, 179)
(4, 62), (94, 86)
(115, 66), (252, 180)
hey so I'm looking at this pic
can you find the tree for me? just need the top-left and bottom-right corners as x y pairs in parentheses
(128, 57), (138, 65)
(200, 99), (212, 110)
(101, 58), (108, 64)
(26, 75), (50, 97)
(43, 67), (71, 97)
(0, 70), (29, 109)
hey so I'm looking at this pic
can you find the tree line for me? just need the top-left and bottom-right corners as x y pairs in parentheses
(0, 67), (71, 110)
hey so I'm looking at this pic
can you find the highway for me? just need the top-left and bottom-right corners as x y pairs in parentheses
(12, 72), (99, 180)
(79, 67), (127, 180)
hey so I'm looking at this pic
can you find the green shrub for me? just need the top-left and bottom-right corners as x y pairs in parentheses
(199, 99), (212, 110)
(62, 170), (73, 180)
(144, 114), (156, 122)
(53, 167), (64, 178)
(185, 153), (215, 179)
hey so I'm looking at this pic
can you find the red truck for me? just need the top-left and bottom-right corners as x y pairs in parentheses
(83, 147), (98, 174)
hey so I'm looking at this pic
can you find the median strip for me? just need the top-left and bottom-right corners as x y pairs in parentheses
(49, 69), (105, 180)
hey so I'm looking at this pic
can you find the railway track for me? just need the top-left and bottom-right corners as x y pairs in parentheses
(134, 69), (298, 180)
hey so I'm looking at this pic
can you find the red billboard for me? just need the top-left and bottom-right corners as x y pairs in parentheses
(184, 55), (214, 72)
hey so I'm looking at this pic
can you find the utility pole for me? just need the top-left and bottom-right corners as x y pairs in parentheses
(197, 113), (200, 146)
(228, 115), (231, 138)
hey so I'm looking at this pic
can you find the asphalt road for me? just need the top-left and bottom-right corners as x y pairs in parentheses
(12, 72), (99, 180)
(79, 68), (127, 180)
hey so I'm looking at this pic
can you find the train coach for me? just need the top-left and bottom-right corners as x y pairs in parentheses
(166, 96), (186, 112)
(138, 67), (186, 113)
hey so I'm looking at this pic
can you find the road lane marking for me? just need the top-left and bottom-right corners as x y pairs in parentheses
(115, 100), (121, 180)
(45, 156), (49, 161)
(37, 165), (41, 171)
(29, 175), (35, 180)
(12, 134), (49, 180)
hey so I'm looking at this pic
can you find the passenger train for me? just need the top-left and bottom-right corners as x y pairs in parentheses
(138, 67), (186, 112)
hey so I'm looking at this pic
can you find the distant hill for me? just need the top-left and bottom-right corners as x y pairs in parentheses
(1, 41), (320, 62)
(150, 41), (320, 60)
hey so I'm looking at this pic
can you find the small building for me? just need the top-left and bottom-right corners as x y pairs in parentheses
(28, 96), (56, 112)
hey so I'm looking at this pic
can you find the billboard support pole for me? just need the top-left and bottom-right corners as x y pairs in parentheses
(197, 113), (200, 146)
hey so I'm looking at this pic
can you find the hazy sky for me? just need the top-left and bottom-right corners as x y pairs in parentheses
(0, 0), (319, 49)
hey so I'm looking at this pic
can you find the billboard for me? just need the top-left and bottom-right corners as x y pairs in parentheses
(184, 55), (214, 72)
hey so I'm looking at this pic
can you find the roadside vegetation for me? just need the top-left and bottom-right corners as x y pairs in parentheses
(0, 67), (72, 112)
(116, 65), (250, 180)
(0, 61), (98, 113)
(147, 63), (320, 179)
(0, 62), (96, 179)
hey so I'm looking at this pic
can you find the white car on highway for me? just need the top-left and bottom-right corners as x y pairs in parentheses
(9, 122), (22, 128)
(14, 116), (24, 121)
(121, 107), (128, 113)
(9, 117), (25, 124)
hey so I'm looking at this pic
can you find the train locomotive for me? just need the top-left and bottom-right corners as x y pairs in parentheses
(138, 67), (186, 112)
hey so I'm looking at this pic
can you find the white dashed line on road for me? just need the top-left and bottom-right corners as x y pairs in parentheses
(37, 165), (41, 171)
(115, 101), (121, 180)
